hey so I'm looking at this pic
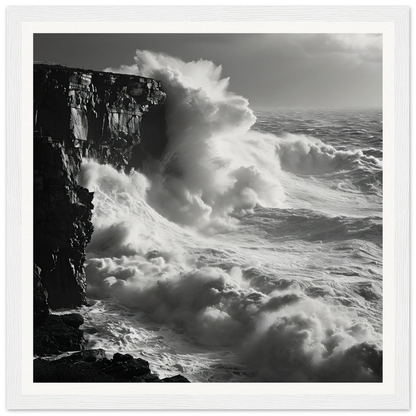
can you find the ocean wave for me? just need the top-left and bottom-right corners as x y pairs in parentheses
(79, 159), (382, 382)
(241, 208), (382, 246)
(274, 133), (382, 179)
(75, 51), (385, 382)
(84, 256), (382, 382)
(107, 51), (288, 233)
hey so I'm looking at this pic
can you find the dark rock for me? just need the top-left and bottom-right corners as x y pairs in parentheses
(90, 358), (110, 370)
(162, 375), (191, 383)
(134, 373), (161, 383)
(32, 64), (190, 385)
(61, 349), (107, 362)
(34, 313), (86, 356)
(34, 357), (117, 383)
(34, 63), (168, 312)
(61, 313), (84, 328)
(41, 314), (64, 325)
(33, 350), (170, 383)
(104, 356), (150, 378)
(34, 136), (91, 309)
(33, 264), (49, 324)
(113, 352), (134, 362)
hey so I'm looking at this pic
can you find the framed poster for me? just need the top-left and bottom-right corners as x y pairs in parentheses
(6, 5), (409, 409)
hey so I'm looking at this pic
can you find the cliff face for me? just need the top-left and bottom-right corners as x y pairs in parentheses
(34, 63), (167, 170)
(34, 63), (168, 310)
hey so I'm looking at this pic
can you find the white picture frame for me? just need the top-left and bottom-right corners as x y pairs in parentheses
(2, 2), (415, 415)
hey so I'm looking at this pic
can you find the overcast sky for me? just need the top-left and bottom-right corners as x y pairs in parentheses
(34, 33), (382, 108)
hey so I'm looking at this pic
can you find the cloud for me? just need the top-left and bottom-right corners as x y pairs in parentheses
(331, 34), (382, 51)
(327, 34), (382, 63)
(261, 34), (382, 65)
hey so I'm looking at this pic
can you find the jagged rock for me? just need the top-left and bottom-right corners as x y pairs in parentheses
(103, 359), (150, 378)
(33, 264), (49, 324)
(34, 313), (86, 356)
(134, 373), (161, 383)
(162, 375), (191, 383)
(34, 357), (115, 383)
(61, 313), (84, 328)
(32, 64), (187, 384)
(34, 63), (168, 312)
(33, 350), (182, 383)
(34, 63), (167, 171)
(34, 137), (93, 309)
(58, 349), (107, 363)
(113, 352), (134, 362)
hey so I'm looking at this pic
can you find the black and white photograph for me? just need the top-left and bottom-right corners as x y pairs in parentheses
(32, 32), (385, 384)
(3, 3), (411, 410)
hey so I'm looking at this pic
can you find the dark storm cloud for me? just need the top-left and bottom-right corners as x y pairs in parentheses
(34, 33), (382, 108)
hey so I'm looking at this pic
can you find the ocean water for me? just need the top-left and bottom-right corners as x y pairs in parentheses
(76, 51), (382, 382)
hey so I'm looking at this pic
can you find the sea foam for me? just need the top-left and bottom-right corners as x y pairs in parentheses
(76, 51), (383, 382)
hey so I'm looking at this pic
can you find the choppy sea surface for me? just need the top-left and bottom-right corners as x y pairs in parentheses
(73, 52), (383, 382)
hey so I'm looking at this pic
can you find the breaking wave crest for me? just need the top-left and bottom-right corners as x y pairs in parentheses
(106, 51), (381, 232)
(108, 51), (286, 233)
(275, 133), (382, 176)
(78, 160), (382, 382)
(75, 51), (383, 382)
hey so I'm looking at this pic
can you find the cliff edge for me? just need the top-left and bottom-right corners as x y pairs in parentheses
(34, 63), (168, 311)
(33, 63), (190, 382)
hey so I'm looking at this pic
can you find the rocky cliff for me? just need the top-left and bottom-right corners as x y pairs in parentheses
(34, 63), (168, 311)
(33, 64), (190, 382)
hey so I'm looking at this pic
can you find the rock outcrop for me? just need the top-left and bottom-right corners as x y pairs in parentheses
(34, 136), (94, 308)
(34, 350), (190, 383)
(34, 63), (168, 310)
(34, 63), (168, 170)
(34, 313), (86, 357)
(33, 64), (188, 383)
(33, 264), (49, 324)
